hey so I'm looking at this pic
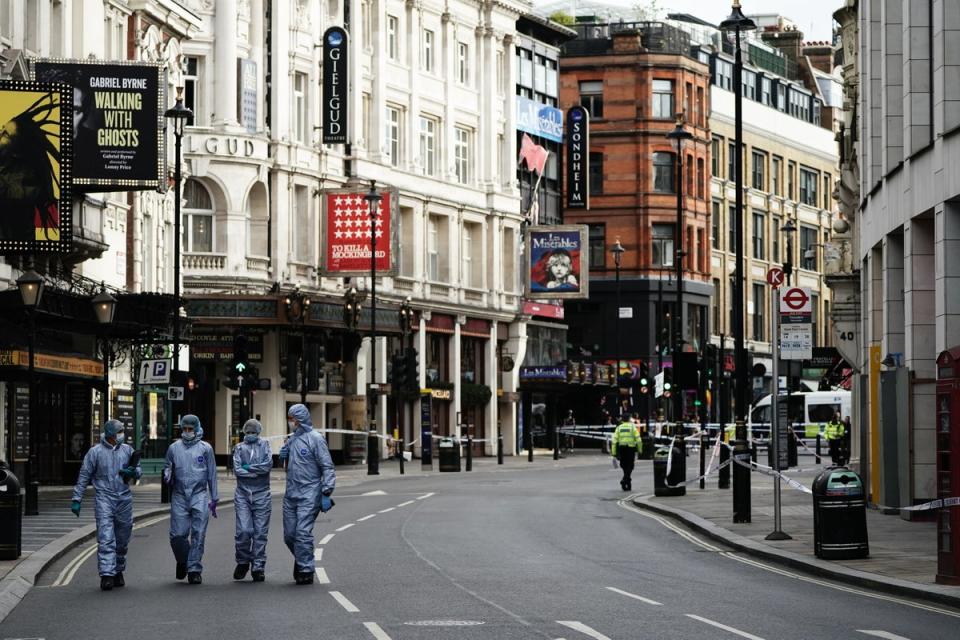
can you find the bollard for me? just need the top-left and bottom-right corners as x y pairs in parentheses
(699, 432), (706, 490)
(751, 440), (757, 463)
(816, 433), (822, 462)
(553, 428), (560, 460)
(398, 439), (405, 475)
(466, 434), (473, 472)
(497, 428), (504, 465)
(719, 439), (730, 489)
(528, 434), (533, 462)
(367, 430), (380, 475)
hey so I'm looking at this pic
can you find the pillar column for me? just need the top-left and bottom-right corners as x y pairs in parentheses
(215, 0), (239, 126)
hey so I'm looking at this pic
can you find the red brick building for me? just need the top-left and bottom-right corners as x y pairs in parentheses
(559, 22), (712, 418)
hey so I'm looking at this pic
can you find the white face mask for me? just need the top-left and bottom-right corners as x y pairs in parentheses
(115, 432), (125, 445)
(287, 420), (297, 431)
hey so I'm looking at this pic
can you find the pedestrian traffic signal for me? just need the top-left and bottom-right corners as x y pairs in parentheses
(639, 377), (649, 394)
(663, 367), (673, 398)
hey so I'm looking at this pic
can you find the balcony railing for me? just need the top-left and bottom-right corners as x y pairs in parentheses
(183, 253), (227, 270)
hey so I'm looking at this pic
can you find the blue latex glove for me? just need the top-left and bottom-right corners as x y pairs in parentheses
(70, 500), (81, 517)
(320, 494), (333, 513)
(278, 446), (289, 461)
(119, 466), (136, 479)
(241, 463), (251, 472)
(208, 499), (218, 518)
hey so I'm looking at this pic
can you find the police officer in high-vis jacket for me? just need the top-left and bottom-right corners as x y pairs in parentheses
(825, 411), (846, 466)
(611, 417), (643, 491)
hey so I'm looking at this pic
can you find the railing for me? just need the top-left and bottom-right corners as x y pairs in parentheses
(246, 255), (270, 272)
(183, 253), (227, 270)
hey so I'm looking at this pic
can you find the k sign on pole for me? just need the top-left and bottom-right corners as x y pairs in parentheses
(322, 27), (348, 144)
(565, 106), (589, 209)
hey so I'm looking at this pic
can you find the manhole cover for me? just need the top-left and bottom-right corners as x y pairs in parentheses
(403, 620), (485, 627)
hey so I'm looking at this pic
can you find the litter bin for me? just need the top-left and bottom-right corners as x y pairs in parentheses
(0, 461), (22, 560)
(438, 438), (461, 472)
(653, 443), (686, 497)
(639, 433), (654, 460)
(812, 467), (869, 559)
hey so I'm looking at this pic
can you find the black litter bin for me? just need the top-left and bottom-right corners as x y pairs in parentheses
(812, 467), (869, 559)
(0, 462), (22, 560)
(438, 438), (461, 472)
(653, 442), (686, 497)
(639, 434), (654, 460)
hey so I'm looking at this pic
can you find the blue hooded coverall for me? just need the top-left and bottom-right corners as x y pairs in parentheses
(281, 404), (336, 573)
(71, 421), (142, 577)
(164, 417), (218, 574)
(233, 420), (273, 570)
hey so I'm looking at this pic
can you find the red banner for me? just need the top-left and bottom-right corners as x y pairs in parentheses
(323, 189), (393, 275)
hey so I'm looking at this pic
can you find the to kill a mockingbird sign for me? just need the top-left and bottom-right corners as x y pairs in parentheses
(566, 106), (589, 209)
(322, 27), (348, 144)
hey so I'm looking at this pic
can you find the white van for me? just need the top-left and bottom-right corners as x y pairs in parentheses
(750, 390), (852, 429)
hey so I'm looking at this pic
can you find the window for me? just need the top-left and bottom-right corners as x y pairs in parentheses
(428, 216), (440, 280)
(711, 200), (721, 250)
(387, 15), (399, 61)
(742, 70), (756, 100)
(787, 161), (796, 200)
(294, 185), (311, 262)
(589, 152), (603, 195)
(457, 42), (469, 84)
(801, 224), (818, 270)
(462, 222), (480, 288)
(771, 216), (781, 264)
(715, 58), (733, 90)
(771, 156), (781, 196)
(752, 212), (765, 260)
(518, 48), (533, 87)
(579, 80), (603, 118)
(777, 83), (787, 112)
(823, 173), (832, 209)
(385, 106), (401, 166)
(751, 150), (766, 190)
(684, 82), (692, 121)
(696, 86), (704, 125)
(728, 205), (737, 251)
(761, 77), (771, 105)
(183, 179), (214, 252)
(653, 152), (674, 193)
(652, 79), (674, 119)
(293, 72), (307, 143)
(799, 167), (818, 206)
(588, 224), (605, 270)
(696, 228), (705, 271)
(652, 224), (675, 267)
(419, 116), (437, 176)
(183, 56), (200, 126)
(711, 136), (721, 177)
(696, 158), (705, 199)
(545, 59), (558, 97)
(422, 29), (434, 72)
(534, 55), (547, 94)
(727, 142), (736, 181)
(454, 126), (471, 184)
(752, 282), (766, 341)
(712, 278), (722, 332)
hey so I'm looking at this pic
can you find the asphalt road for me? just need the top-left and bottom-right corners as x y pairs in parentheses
(2, 455), (958, 640)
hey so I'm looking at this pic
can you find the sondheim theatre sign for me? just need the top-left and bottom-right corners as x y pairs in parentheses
(565, 106), (590, 209)
(322, 27), (348, 144)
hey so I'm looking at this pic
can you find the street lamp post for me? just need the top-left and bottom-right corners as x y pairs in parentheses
(92, 284), (118, 420)
(397, 296), (415, 474)
(364, 181), (383, 476)
(720, 0), (757, 524)
(285, 286), (312, 404)
(164, 88), (193, 374)
(610, 240), (625, 418)
(17, 268), (44, 516)
(666, 116), (693, 437)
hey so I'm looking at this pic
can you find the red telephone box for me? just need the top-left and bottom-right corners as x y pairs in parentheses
(935, 346), (960, 585)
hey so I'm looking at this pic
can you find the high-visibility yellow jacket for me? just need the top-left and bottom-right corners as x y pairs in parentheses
(611, 421), (642, 456)
(825, 420), (845, 441)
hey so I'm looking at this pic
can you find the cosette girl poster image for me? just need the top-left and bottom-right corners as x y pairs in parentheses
(525, 225), (588, 300)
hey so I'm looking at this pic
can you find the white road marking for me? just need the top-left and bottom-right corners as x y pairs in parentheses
(335, 523), (355, 532)
(362, 490), (387, 496)
(363, 622), (393, 640)
(397, 500), (415, 507)
(317, 533), (335, 545)
(857, 632), (912, 640)
(314, 548), (323, 562)
(556, 621), (614, 640)
(314, 567), (330, 584)
(685, 614), (766, 640)
(378, 507), (395, 513)
(604, 586), (663, 606)
(416, 492), (435, 500)
(330, 590), (360, 612)
(357, 514), (377, 522)
(53, 513), (171, 587)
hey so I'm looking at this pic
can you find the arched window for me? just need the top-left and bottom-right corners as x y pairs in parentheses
(247, 182), (269, 256)
(183, 179), (214, 252)
(653, 152), (675, 193)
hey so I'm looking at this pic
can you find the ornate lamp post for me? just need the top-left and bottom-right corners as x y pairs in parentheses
(285, 286), (312, 403)
(92, 284), (118, 420)
(610, 239), (625, 418)
(782, 219), (796, 286)
(364, 181), (383, 476)
(666, 115), (693, 434)
(17, 268), (44, 516)
(720, 0), (757, 524)
(164, 87), (193, 374)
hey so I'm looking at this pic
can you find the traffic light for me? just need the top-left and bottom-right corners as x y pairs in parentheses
(280, 352), (298, 392)
(391, 353), (406, 389)
(404, 348), (419, 393)
(663, 367), (673, 398)
(675, 352), (699, 390)
(306, 342), (325, 391)
(639, 375), (649, 394)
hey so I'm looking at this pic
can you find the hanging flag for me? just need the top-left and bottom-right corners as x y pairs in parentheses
(519, 133), (549, 175)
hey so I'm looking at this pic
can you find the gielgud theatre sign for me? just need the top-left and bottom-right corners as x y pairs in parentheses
(31, 59), (164, 191)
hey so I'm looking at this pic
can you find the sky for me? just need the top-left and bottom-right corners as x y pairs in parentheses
(534, 0), (838, 43)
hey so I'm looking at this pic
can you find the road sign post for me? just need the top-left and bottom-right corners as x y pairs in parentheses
(767, 285), (791, 541)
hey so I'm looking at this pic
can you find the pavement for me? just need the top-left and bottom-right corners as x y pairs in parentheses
(630, 447), (960, 608)
(1, 447), (958, 629)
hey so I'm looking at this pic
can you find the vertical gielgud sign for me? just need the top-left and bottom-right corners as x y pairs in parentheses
(322, 27), (348, 144)
(0, 81), (73, 254)
(32, 59), (164, 191)
(566, 106), (590, 209)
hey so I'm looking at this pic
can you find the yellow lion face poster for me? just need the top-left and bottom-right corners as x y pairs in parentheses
(0, 81), (72, 254)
